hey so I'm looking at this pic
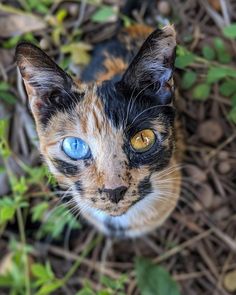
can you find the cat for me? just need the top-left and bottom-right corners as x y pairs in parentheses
(15, 24), (182, 238)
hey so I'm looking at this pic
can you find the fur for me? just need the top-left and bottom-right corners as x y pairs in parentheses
(16, 24), (182, 237)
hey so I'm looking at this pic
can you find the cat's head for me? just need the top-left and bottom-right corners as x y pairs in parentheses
(16, 26), (177, 219)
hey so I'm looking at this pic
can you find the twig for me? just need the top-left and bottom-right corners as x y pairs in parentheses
(153, 229), (213, 264)
(37, 242), (121, 279)
(219, 0), (231, 26)
(206, 132), (236, 160)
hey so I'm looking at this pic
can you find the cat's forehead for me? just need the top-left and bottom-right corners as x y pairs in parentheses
(41, 84), (120, 140)
(41, 81), (174, 143)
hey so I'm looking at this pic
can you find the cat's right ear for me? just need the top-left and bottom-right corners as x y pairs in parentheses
(118, 25), (176, 104)
(15, 42), (73, 111)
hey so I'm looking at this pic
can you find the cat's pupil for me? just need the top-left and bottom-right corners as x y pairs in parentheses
(72, 140), (79, 150)
(130, 129), (155, 152)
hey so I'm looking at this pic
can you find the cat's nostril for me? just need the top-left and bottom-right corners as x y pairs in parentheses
(103, 186), (128, 204)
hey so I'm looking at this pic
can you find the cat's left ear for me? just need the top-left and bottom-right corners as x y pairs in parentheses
(119, 25), (176, 103)
(15, 42), (73, 110)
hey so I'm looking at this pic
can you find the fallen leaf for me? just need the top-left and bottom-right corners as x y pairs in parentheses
(208, 0), (221, 11)
(0, 4), (46, 37)
(224, 270), (236, 292)
(0, 49), (14, 68)
(0, 253), (13, 275)
(61, 42), (92, 65)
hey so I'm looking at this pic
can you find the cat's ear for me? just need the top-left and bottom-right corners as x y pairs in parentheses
(119, 25), (176, 103)
(15, 42), (73, 110)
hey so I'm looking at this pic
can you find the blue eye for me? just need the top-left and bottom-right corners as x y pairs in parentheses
(62, 137), (91, 160)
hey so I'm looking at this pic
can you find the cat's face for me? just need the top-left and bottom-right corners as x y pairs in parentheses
(16, 26), (177, 219)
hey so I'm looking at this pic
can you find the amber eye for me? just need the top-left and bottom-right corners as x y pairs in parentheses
(130, 129), (156, 152)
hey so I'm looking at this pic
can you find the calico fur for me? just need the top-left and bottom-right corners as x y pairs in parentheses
(16, 24), (182, 238)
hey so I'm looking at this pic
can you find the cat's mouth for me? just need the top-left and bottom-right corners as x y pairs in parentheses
(78, 196), (132, 217)
(93, 202), (129, 217)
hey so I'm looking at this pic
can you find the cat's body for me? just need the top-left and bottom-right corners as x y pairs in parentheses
(16, 24), (182, 238)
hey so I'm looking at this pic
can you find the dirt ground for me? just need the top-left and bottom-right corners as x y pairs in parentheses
(0, 0), (236, 294)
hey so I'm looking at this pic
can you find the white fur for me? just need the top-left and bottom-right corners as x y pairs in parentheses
(73, 187), (164, 237)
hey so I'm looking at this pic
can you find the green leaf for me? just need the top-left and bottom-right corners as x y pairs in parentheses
(214, 37), (225, 51)
(97, 291), (111, 295)
(56, 9), (68, 23)
(218, 52), (231, 64)
(135, 258), (181, 295)
(36, 280), (62, 295)
(175, 54), (195, 69)
(61, 42), (92, 65)
(91, 5), (117, 23)
(214, 37), (232, 64)
(31, 202), (49, 222)
(32, 263), (54, 281)
(0, 166), (5, 174)
(231, 93), (236, 107)
(219, 80), (236, 97)
(0, 275), (13, 287)
(76, 288), (96, 295)
(0, 82), (10, 91)
(202, 45), (215, 61)
(228, 106), (236, 124)
(181, 71), (197, 90)
(193, 84), (211, 100)
(32, 264), (46, 278)
(12, 177), (28, 195)
(0, 206), (15, 223)
(223, 23), (236, 39)
(3, 36), (21, 49)
(207, 67), (236, 83)
(0, 91), (16, 104)
(121, 15), (132, 27)
(100, 274), (127, 291)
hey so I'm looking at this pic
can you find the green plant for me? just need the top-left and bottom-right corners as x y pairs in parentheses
(135, 258), (181, 295)
(176, 23), (236, 123)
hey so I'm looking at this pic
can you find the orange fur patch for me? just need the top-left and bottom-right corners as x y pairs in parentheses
(96, 55), (128, 82)
(124, 24), (154, 39)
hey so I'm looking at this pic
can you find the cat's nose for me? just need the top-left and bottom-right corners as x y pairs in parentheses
(103, 186), (128, 203)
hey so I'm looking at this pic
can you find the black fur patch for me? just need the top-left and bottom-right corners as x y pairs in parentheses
(81, 39), (130, 83)
(138, 176), (153, 199)
(75, 181), (83, 194)
(39, 90), (84, 128)
(97, 81), (127, 129)
(52, 158), (79, 176)
(97, 80), (175, 170)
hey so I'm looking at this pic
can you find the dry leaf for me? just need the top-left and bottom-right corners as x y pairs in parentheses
(0, 5), (46, 37)
(0, 49), (14, 68)
(224, 270), (236, 292)
(0, 252), (13, 275)
(208, 0), (221, 12)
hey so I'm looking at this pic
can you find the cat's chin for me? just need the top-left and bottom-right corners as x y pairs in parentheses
(90, 204), (129, 217)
